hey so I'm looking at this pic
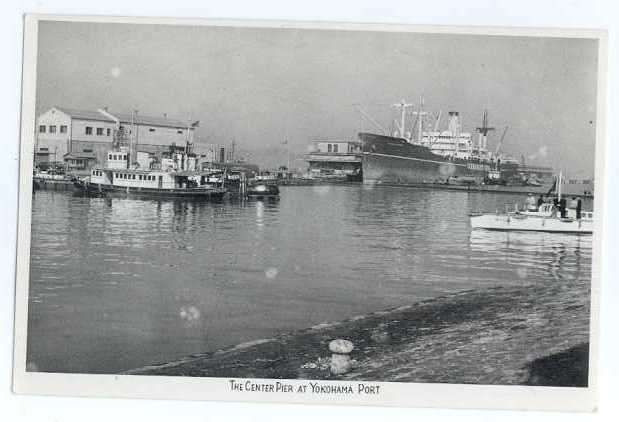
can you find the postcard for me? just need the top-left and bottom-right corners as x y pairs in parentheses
(12, 14), (607, 411)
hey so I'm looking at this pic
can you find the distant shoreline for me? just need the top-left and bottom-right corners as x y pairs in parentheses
(126, 277), (590, 387)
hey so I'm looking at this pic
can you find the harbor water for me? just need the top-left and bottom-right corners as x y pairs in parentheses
(27, 186), (592, 374)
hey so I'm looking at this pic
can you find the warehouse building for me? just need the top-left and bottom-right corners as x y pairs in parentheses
(35, 107), (198, 170)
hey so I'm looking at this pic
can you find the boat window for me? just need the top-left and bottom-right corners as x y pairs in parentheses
(123, 155), (127, 160)
(132, 174), (136, 180)
(108, 154), (112, 160)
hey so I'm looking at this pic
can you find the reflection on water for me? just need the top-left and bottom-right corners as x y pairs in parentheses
(469, 230), (589, 284)
(27, 186), (592, 373)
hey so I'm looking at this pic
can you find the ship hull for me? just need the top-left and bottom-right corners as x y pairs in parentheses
(360, 132), (491, 185)
(77, 181), (226, 199)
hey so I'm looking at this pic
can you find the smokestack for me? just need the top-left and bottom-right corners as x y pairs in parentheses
(448, 111), (460, 135)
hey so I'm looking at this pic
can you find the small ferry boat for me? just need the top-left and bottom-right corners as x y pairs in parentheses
(470, 171), (593, 234)
(76, 147), (226, 199)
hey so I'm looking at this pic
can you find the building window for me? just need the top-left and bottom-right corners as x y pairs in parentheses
(108, 154), (112, 160)
(327, 144), (332, 153)
(85, 127), (93, 135)
(132, 174), (136, 180)
(177, 130), (183, 134)
(123, 154), (127, 160)
(83, 148), (93, 153)
(60, 125), (67, 133)
(96, 128), (104, 136)
(139, 175), (142, 180)
(38, 125), (46, 133)
(49, 125), (56, 133)
(149, 128), (155, 132)
(39, 147), (48, 152)
(106, 128), (111, 136)
(333, 144), (338, 153)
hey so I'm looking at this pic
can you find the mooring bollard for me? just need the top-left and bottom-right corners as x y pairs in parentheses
(329, 339), (354, 375)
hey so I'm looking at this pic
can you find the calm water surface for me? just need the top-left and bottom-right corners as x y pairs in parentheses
(27, 186), (592, 373)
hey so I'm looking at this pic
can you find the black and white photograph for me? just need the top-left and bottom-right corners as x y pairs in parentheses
(11, 14), (607, 411)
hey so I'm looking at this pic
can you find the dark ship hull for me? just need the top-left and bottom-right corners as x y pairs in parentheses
(360, 132), (493, 185)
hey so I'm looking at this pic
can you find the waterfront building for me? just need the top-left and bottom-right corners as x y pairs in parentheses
(305, 140), (362, 180)
(62, 151), (97, 174)
(35, 107), (198, 169)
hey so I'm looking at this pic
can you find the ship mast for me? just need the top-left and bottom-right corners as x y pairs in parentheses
(392, 99), (413, 140)
(476, 109), (494, 155)
(129, 110), (136, 169)
(412, 95), (427, 143)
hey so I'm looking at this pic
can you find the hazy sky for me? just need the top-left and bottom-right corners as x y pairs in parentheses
(36, 21), (599, 176)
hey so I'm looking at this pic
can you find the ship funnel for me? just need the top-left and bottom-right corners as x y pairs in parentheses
(448, 111), (460, 135)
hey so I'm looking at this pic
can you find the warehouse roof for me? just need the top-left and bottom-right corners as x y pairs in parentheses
(54, 107), (116, 123)
(50, 107), (196, 129)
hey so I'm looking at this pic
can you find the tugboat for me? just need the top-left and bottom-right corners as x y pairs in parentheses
(470, 171), (593, 234)
(75, 146), (227, 199)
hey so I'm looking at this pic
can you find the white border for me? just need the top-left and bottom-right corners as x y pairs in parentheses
(11, 13), (607, 412)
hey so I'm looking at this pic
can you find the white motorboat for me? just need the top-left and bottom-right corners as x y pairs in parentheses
(470, 204), (592, 234)
(470, 170), (593, 234)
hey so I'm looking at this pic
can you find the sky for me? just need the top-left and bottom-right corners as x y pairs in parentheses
(36, 21), (599, 176)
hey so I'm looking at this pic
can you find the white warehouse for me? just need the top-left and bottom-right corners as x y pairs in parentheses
(35, 107), (198, 168)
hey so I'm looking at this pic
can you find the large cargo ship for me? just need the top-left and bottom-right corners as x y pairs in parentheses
(360, 98), (553, 187)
